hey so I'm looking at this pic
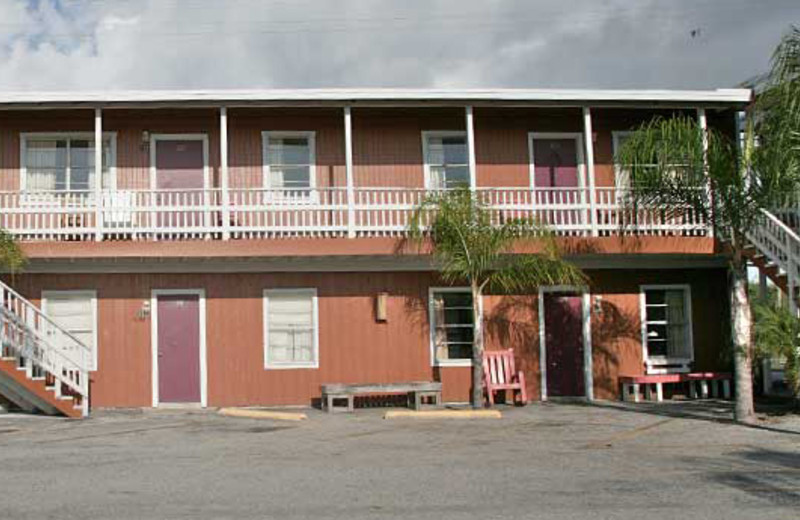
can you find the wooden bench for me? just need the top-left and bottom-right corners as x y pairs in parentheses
(683, 372), (732, 400)
(620, 372), (732, 402)
(320, 382), (442, 413)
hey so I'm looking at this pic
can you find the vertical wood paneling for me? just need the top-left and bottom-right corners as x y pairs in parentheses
(0, 106), (727, 194)
(3, 267), (728, 407)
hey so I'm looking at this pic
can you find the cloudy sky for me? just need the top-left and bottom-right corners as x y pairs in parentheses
(0, 0), (797, 91)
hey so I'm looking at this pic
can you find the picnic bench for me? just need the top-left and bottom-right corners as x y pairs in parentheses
(320, 382), (442, 413)
(620, 372), (732, 403)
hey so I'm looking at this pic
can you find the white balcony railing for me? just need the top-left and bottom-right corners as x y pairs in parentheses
(0, 187), (709, 242)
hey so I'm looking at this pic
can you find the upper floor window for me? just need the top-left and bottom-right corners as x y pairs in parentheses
(262, 132), (316, 192)
(641, 285), (693, 373)
(422, 131), (470, 190)
(263, 288), (319, 369)
(22, 134), (115, 192)
(429, 288), (476, 366)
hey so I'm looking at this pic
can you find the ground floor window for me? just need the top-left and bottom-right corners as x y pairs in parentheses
(41, 290), (98, 371)
(430, 289), (475, 366)
(263, 289), (319, 369)
(641, 285), (693, 371)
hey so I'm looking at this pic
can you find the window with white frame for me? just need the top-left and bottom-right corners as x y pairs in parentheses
(22, 134), (114, 192)
(641, 286), (693, 365)
(423, 132), (470, 190)
(262, 132), (316, 191)
(264, 289), (319, 369)
(42, 291), (98, 371)
(430, 289), (475, 365)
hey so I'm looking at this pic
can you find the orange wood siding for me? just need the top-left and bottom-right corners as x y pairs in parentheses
(5, 267), (729, 408)
(1, 106), (732, 193)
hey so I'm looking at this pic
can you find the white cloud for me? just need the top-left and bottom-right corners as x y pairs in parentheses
(0, 0), (797, 91)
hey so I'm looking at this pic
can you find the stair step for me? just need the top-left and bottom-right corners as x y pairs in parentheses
(30, 376), (45, 381)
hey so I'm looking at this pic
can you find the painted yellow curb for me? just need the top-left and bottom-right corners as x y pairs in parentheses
(218, 408), (307, 421)
(384, 409), (502, 419)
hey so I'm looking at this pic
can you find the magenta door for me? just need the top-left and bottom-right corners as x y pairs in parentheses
(532, 138), (580, 188)
(157, 294), (201, 403)
(155, 140), (206, 229)
(543, 293), (585, 397)
(156, 140), (205, 189)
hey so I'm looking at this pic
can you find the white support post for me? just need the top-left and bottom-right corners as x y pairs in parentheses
(344, 106), (356, 238)
(582, 107), (599, 237)
(220, 107), (231, 240)
(465, 106), (477, 192)
(94, 108), (103, 242)
(697, 108), (713, 238)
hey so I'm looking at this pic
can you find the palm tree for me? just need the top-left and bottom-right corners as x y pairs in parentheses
(406, 188), (585, 408)
(616, 27), (800, 424)
(0, 229), (24, 273)
(753, 301), (800, 401)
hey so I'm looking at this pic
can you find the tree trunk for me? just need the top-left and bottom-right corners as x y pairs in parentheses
(471, 282), (484, 408)
(730, 260), (756, 423)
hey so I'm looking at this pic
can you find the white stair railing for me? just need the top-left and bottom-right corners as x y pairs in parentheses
(747, 209), (800, 310)
(0, 279), (91, 416)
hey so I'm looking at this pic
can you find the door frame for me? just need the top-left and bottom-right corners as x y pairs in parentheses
(149, 133), (211, 190)
(527, 132), (586, 189)
(150, 288), (208, 408)
(537, 285), (593, 401)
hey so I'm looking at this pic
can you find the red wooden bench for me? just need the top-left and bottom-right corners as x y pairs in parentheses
(620, 372), (732, 402)
(683, 372), (732, 400)
(483, 349), (528, 406)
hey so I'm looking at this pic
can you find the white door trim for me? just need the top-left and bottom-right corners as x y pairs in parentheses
(538, 285), (593, 401)
(150, 288), (208, 408)
(149, 133), (211, 190)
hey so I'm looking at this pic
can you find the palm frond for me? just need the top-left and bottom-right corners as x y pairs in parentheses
(0, 230), (25, 273)
(405, 187), (583, 292)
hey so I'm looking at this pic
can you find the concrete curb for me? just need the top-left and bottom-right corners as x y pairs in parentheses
(218, 408), (307, 421)
(384, 409), (502, 419)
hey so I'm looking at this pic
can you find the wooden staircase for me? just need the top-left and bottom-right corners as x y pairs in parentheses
(0, 280), (90, 418)
(746, 209), (800, 310)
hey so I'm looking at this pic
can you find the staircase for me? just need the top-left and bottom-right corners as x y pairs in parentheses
(746, 209), (800, 310)
(0, 280), (90, 418)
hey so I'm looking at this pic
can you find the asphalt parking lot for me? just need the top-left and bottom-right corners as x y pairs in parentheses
(0, 401), (798, 520)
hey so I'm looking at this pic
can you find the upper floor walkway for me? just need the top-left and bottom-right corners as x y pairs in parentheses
(0, 88), (749, 245)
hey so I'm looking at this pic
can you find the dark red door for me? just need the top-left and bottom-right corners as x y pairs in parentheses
(544, 293), (585, 397)
(157, 294), (201, 404)
(156, 140), (205, 190)
(532, 138), (579, 188)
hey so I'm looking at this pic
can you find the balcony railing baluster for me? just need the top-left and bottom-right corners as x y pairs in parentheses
(0, 186), (709, 242)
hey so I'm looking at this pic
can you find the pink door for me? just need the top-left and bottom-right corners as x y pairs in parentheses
(157, 294), (201, 404)
(532, 138), (581, 227)
(155, 140), (206, 229)
(543, 293), (585, 397)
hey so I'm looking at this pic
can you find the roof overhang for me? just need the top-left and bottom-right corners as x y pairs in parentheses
(0, 88), (753, 110)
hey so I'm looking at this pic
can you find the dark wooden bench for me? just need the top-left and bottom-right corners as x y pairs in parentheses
(321, 382), (442, 413)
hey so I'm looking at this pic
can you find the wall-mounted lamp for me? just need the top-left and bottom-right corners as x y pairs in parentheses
(592, 295), (603, 315)
(375, 292), (389, 322)
(141, 130), (150, 145)
(136, 300), (151, 320)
